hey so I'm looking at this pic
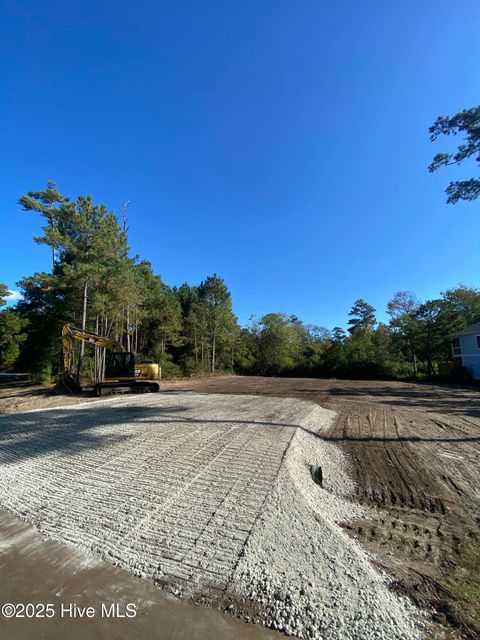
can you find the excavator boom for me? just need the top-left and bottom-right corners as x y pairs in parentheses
(62, 324), (125, 378)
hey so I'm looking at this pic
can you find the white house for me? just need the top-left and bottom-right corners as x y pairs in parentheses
(450, 322), (480, 379)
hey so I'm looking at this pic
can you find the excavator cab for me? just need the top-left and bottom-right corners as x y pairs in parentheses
(105, 351), (137, 378)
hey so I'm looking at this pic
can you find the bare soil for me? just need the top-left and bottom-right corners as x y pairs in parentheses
(1, 375), (479, 637)
(0, 381), (97, 414)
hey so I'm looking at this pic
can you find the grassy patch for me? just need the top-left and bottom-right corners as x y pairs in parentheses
(450, 531), (480, 634)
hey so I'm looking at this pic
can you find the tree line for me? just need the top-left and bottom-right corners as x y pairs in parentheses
(0, 182), (240, 382)
(0, 182), (479, 384)
(1, 104), (479, 383)
(241, 288), (479, 380)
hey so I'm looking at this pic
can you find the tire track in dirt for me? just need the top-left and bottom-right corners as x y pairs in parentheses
(325, 402), (477, 638)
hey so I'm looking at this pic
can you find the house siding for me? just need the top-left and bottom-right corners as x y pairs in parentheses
(458, 334), (480, 379)
(450, 324), (480, 379)
(459, 334), (480, 354)
(460, 355), (480, 379)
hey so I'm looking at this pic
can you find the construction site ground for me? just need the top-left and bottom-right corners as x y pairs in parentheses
(0, 507), (278, 640)
(0, 375), (479, 639)
(162, 376), (480, 638)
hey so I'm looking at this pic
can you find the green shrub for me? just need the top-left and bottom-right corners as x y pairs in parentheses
(32, 361), (53, 385)
(160, 360), (183, 378)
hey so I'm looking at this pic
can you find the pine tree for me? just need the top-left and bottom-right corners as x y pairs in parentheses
(348, 299), (376, 334)
(19, 181), (67, 268)
(0, 284), (9, 307)
(198, 275), (237, 373)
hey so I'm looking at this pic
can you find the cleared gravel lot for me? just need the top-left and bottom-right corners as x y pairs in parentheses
(0, 391), (424, 639)
(0, 394), (297, 594)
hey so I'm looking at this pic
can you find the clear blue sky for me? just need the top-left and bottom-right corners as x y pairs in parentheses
(1, 1), (479, 328)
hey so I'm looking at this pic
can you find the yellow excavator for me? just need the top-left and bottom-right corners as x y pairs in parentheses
(62, 324), (161, 396)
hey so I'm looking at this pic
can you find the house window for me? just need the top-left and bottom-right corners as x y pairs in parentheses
(476, 335), (480, 349)
(452, 337), (462, 356)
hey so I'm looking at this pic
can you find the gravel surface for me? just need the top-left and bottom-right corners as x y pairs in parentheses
(233, 418), (424, 639)
(0, 392), (424, 639)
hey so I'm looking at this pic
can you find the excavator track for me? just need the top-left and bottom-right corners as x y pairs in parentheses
(94, 381), (160, 397)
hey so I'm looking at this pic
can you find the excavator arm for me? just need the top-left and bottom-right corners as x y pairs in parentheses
(62, 324), (125, 379)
